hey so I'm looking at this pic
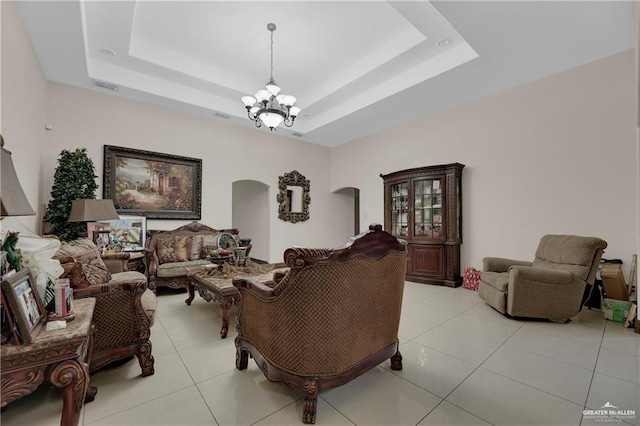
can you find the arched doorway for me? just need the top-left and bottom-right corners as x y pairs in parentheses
(232, 180), (270, 262)
(333, 187), (360, 236)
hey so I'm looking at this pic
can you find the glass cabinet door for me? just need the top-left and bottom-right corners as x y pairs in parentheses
(390, 182), (409, 236)
(413, 178), (443, 239)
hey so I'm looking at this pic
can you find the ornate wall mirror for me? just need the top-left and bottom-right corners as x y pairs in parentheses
(277, 170), (310, 223)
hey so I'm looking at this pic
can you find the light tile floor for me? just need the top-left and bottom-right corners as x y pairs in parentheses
(2, 283), (639, 426)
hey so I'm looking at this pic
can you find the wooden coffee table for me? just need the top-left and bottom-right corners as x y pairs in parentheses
(186, 265), (288, 338)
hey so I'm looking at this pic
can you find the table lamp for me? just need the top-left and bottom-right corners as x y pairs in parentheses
(1, 136), (36, 217)
(67, 199), (119, 223)
(1, 136), (36, 274)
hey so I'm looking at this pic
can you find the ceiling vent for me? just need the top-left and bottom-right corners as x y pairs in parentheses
(291, 132), (304, 137)
(93, 80), (119, 91)
(213, 112), (230, 119)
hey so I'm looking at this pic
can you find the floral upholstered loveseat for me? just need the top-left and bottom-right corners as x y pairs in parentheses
(145, 222), (250, 293)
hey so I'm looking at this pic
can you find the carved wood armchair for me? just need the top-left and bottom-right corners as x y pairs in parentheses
(55, 239), (156, 377)
(233, 224), (407, 424)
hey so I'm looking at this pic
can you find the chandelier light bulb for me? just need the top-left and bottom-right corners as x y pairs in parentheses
(240, 22), (300, 131)
(289, 106), (301, 117)
(241, 96), (256, 108)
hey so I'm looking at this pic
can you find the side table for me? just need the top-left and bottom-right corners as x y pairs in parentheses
(1, 298), (97, 426)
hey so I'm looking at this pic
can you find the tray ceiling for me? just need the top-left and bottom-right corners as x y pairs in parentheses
(17, 1), (635, 146)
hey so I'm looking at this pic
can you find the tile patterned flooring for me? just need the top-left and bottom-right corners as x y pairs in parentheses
(2, 282), (639, 425)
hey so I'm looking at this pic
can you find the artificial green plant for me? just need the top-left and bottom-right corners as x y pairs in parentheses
(44, 148), (98, 241)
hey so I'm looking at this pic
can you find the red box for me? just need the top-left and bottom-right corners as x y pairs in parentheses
(463, 266), (481, 291)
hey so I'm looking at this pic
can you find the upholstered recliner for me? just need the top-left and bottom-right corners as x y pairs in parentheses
(54, 239), (156, 376)
(232, 224), (407, 424)
(479, 234), (607, 320)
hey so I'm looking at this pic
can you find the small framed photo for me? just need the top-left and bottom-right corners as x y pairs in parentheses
(93, 230), (112, 253)
(87, 222), (110, 243)
(1, 269), (46, 344)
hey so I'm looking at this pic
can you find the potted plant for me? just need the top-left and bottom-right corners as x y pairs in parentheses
(44, 148), (98, 241)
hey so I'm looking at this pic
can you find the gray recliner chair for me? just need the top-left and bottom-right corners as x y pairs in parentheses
(479, 234), (607, 320)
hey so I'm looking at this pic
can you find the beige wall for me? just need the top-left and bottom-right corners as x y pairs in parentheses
(1, 1), (48, 233)
(332, 50), (638, 276)
(4, 1), (638, 275)
(44, 82), (354, 262)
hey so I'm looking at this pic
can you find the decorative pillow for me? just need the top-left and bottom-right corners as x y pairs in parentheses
(54, 238), (112, 285)
(156, 236), (190, 264)
(201, 233), (219, 249)
(190, 235), (203, 260)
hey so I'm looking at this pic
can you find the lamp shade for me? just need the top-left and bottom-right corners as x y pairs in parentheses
(1, 146), (36, 216)
(68, 199), (119, 222)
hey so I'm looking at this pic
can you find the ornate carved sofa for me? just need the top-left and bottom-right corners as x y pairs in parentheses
(54, 238), (156, 376)
(233, 224), (407, 424)
(146, 222), (251, 293)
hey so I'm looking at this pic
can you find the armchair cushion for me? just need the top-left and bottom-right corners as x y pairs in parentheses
(481, 271), (510, 292)
(157, 259), (211, 278)
(54, 238), (111, 285)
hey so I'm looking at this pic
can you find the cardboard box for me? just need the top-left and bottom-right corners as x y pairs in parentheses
(601, 298), (633, 322)
(601, 264), (628, 301)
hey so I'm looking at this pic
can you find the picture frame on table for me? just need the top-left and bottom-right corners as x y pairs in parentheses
(93, 230), (112, 254)
(103, 145), (202, 220)
(87, 222), (110, 244)
(97, 211), (147, 252)
(1, 269), (46, 344)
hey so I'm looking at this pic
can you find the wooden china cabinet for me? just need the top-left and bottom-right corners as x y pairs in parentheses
(381, 163), (464, 287)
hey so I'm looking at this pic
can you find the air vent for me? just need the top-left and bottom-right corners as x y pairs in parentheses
(213, 112), (230, 119)
(93, 80), (119, 91)
(292, 132), (304, 137)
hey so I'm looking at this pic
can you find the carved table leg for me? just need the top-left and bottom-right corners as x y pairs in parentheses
(185, 282), (195, 305)
(84, 322), (97, 403)
(49, 359), (88, 426)
(219, 298), (233, 338)
(303, 379), (318, 424)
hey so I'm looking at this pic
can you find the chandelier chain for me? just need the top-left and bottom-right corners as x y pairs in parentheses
(270, 29), (274, 81)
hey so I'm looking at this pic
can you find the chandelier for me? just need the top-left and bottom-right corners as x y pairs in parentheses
(241, 23), (300, 131)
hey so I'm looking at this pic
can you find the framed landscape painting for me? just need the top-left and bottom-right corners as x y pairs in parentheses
(103, 145), (202, 220)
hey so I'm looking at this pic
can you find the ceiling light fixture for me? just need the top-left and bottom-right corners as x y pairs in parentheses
(241, 23), (300, 131)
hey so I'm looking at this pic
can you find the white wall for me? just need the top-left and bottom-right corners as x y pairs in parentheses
(332, 50), (638, 277)
(43, 82), (354, 263)
(1, 1), (48, 233)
